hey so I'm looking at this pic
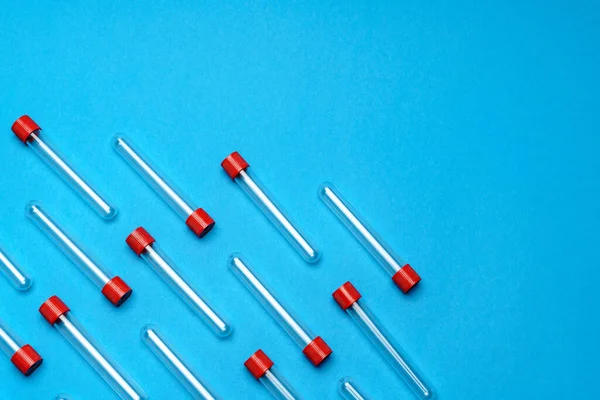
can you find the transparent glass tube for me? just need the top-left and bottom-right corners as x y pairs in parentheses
(141, 325), (219, 400)
(338, 377), (371, 400)
(229, 254), (331, 366)
(245, 350), (299, 400)
(0, 318), (43, 376)
(26, 202), (132, 307)
(319, 183), (421, 293)
(0, 246), (32, 291)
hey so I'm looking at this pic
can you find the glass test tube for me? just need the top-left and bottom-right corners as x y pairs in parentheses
(141, 325), (219, 400)
(229, 254), (331, 366)
(26, 202), (133, 307)
(332, 282), (434, 400)
(338, 377), (371, 400)
(245, 350), (300, 400)
(39, 296), (147, 400)
(0, 318), (43, 376)
(11, 115), (117, 220)
(0, 246), (32, 291)
(221, 152), (320, 264)
(113, 136), (215, 237)
(319, 183), (421, 293)
(127, 227), (231, 337)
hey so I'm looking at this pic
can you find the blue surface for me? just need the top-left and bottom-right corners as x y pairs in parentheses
(0, 1), (598, 399)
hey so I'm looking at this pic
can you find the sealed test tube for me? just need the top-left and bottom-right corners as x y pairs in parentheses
(338, 377), (371, 400)
(245, 350), (300, 400)
(0, 246), (32, 291)
(0, 318), (43, 376)
(141, 325), (219, 399)
(113, 136), (215, 237)
(26, 202), (132, 307)
(127, 227), (231, 337)
(221, 152), (320, 263)
(332, 282), (434, 400)
(319, 183), (421, 293)
(11, 115), (117, 220)
(229, 254), (331, 365)
(39, 296), (147, 400)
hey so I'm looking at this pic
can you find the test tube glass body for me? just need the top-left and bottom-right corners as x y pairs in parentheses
(141, 325), (219, 400)
(0, 247), (32, 291)
(0, 319), (43, 376)
(222, 152), (320, 263)
(245, 350), (299, 400)
(338, 377), (371, 400)
(12, 116), (117, 220)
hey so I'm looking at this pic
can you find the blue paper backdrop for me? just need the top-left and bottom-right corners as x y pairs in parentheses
(0, 1), (598, 399)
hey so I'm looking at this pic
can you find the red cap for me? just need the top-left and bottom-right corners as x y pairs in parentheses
(101, 276), (133, 307)
(39, 296), (70, 325)
(10, 345), (43, 376)
(126, 227), (155, 256)
(221, 152), (249, 179)
(392, 264), (421, 293)
(302, 336), (332, 366)
(186, 208), (215, 237)
(11, 115), (41, 143)
(244, 349), (274, 379)
(332, 282), (362, 310)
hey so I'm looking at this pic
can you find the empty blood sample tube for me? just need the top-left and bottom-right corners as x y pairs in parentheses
(221, 152), (320, 263)
(141, 325), (219, 400)
(127, 228), (231, 337)
(319, 184), (421, 293)
(11, 115), (117, 220)
(338, 377), (371, 400)
(229, 254), (331, 365)
(0, 246), (32, 291)
(26, 202), (132, 307)
(333, 282), (434, 400)
(39, 296), (147, 400)
(113, 136), (214, 237)
(245, 350), (299, 400)
(0, 318), (43, 376)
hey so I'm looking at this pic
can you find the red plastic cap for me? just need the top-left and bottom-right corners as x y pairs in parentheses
(303, 336), (332, 366)
(221, 151), (249, 179)
(392, 264), (421, 293)
(39, 296), (70, 325)
(186, 208), (215, 237)
(101, 276), (133, 307)
(11, 345), (43, 376)
(244, 349), (274, 379)
(12, 115), (41, 143)
(126, 227), (156, 256)
(332, 281), (362, 310)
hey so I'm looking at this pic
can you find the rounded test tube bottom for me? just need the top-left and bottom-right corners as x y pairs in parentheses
(338, 377), (371, 400)
(0, 248), (32, 291)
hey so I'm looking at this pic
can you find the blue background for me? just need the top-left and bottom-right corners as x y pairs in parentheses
(0, 1), (598, 399)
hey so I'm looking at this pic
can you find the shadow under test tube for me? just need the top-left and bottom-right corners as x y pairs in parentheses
(11, 115), (117, 220)
(0, 246), (32, 291)
(338, 377), (371, 400)
(0, 318), (43, 376)
(245, 350), (300, 400)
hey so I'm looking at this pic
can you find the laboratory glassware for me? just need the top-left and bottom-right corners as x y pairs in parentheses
(0, 318), (42, 376)
(245, 349), (299, 400)
(0, 246), (32, 291)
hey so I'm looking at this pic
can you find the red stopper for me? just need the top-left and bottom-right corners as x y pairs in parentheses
(39, 296), (70, 325)
(186, 208), (215, 237)
(332, 281), (362, 310)
(221, 151), (249, 179)
(101, 276), (133, 307)
(11, 115), (41, 143)
(126, 227), (156, 256)
(244, 349), (274, 379)
(10, 345), (43, 376)
(392, 264), (421, 293)
(302, 336), (332, 366)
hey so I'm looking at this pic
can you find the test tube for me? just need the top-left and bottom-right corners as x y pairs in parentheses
(245, 350), (300, 400)
(113, 136), (215, 237)
(338, 377), (371, 400)
(141, 325), (219, 400)
(127, 227), (231, 337)
(319, 183), (421, 293)
(332, 282), (434, 400)
(229, 255), (331, 366)
(0, 318), (43, 376)
(39, 296), (147, 400)
(0, 246), (32, 291)
(11, 115), (117, 220)
(221, 152), (320, 263)
(26, 202), (133, 307)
